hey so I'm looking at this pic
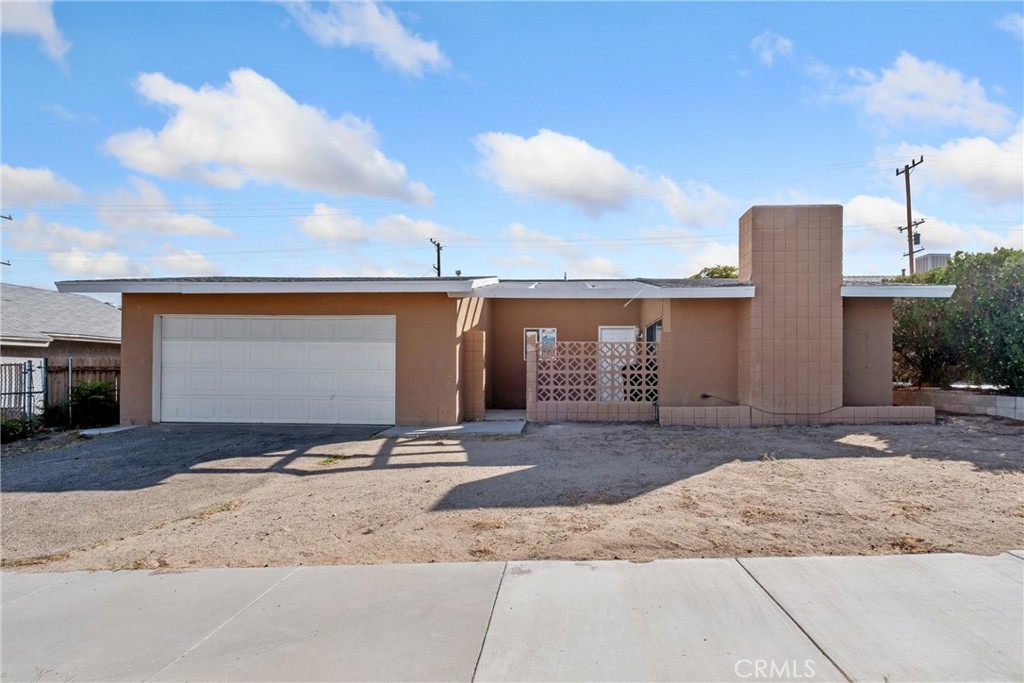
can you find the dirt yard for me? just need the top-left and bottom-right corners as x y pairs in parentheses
(2, 415), (1021, 572)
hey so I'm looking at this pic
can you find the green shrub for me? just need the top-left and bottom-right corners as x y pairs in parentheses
(893, 248), (1024, 393)
(43, 381), (120, 430)
(67, 380), (119, 429)
(1, 414), (41, 443)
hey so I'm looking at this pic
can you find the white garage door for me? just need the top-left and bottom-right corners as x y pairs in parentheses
(159, 316), (395, 425)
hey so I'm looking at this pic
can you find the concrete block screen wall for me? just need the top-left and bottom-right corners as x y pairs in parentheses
(738, 206), (844, 423)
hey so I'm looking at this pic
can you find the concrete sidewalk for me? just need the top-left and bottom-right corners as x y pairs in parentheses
(2, 552), (1021, 682)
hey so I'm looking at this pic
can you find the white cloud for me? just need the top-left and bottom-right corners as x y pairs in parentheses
(106, 69), (432, 203)
(298, 203), (463, 243)
(657, 178), (732, 226)
(47, 249), (149, 278)
(474, 129), (729, 225)
(98, 178), (234, 237)
(284, 1), (449, 76)
(844, 52), (1014, 135)
(843, 194), (1015, 273)
(504, 222), (582, 259)
(638, 225), (738, 277)
(3, 213), (116, 252)
(996, 13), (1024, 41)
(889, 120), (1024, 203)
(1, 164), (82, 206)
(568, 256), (625, 279)
(312, 265), (408, 278)
(499, 222), (625, 279)
(152, 246), (222, 276)
(750, 31), (793, 66)
(1, 0), (69, 62)
(475, 129), (641, 217)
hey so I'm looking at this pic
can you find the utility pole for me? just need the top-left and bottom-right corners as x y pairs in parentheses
(429, 238), (442, 277)
(896, 156), (925, 274)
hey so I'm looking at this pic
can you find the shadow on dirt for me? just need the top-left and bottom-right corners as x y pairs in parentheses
(2, 418), (1020, 511)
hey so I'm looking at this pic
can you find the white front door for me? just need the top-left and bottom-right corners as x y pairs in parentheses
(158, 315), (396, 425)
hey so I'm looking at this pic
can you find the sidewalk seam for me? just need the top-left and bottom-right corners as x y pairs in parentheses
(735, 559), (853, 683)
(144, 566), (300, 682)
(471, 561), (508, 682)
(1, 574), (78, 608)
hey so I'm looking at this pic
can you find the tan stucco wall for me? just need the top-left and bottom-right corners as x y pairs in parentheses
(120, 292), (461, 426)
(456, 297), (490, 419)
(489, 298), (641, 409)
(843, 298), (894, 406)
(659, 299), (739, 406)
(639, 298), (665, 332)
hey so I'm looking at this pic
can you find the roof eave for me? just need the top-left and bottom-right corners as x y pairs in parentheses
(57, 278), (499, 296)
(841, 285), (956, 298)
(469, 285), (756, 299)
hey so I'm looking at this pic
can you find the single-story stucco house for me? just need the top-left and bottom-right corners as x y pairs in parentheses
(57, 205), (953, 428)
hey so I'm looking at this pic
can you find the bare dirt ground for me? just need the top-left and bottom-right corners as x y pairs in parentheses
(2, 415), (1021, 572)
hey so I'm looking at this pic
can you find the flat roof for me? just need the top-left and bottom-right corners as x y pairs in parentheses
(54, 275), (954, 299)
(56, 276), (499, 295)
(840, 277), (955, 298)
(470, 279), (756, 299)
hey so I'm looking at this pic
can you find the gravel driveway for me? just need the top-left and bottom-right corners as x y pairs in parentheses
(2, 416), (1021, 571)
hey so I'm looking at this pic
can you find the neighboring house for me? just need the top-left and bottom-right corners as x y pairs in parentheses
(0, 283), (121, 364)
(57, 205), (953, 428)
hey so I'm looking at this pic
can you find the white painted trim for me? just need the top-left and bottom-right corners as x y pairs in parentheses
(0, 338), (51, 348)
(57, 278), (497, 295)
(841, 285), (955, 298)
(152, 316), (162, 423)
(45, 333), (121, 344)
(471, 285), (756, 299)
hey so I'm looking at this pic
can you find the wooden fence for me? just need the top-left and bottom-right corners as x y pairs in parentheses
(46, 357), (121, 404)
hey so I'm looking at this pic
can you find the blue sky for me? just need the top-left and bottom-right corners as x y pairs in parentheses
(2, 1), (1022, 294)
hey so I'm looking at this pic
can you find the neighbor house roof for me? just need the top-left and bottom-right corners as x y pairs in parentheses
(1, 283), (121, 348)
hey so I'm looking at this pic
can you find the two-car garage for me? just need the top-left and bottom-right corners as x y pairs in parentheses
(157, 315), (396, 425)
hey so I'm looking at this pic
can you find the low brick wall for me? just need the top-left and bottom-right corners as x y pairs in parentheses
(529, 401), (655, 423)
(659, 405), (934, 427)
(894, 389), (1024, 421)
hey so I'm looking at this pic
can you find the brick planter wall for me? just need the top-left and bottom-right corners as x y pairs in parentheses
(894, 389), (1024, 421)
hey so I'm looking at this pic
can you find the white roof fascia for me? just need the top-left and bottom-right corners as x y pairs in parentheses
(0, 337), (52, 348)
(469, 285), (756, 299)
(841, 285), (955, 298)
(45, 333), (121, 344)
(57, 279), (492, 295)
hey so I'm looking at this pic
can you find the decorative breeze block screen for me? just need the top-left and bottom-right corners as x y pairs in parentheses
(536, 341), (658, 403)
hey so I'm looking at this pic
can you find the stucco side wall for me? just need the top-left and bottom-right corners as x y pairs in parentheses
(659, 299), (739, 406)
(456, 297), (490, 420)
(489, 299), (640, 409)
(843, 298), (894, 406)
(120, 292), (460, 426)
(639, 298), (665, 331)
